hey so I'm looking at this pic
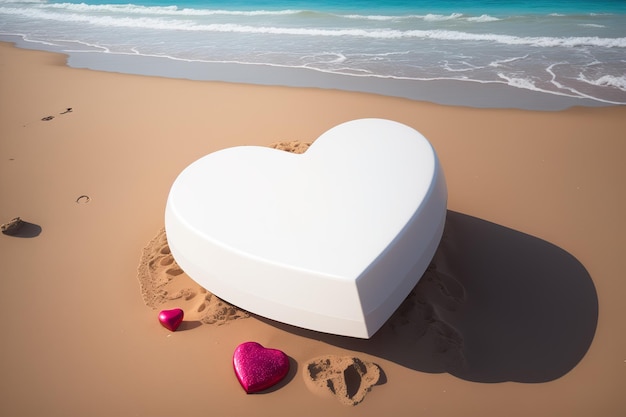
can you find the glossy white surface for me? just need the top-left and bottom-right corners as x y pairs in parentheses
(165, 119), (447, 338)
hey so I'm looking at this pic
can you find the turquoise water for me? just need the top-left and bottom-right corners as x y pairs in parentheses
(76, 0), (624, 15)
(1, 0), (625, 106)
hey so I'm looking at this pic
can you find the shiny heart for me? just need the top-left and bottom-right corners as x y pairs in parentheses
(158, 308), (184, 331)
(233, 342), (290, 393)
(166, 119), (447, 338)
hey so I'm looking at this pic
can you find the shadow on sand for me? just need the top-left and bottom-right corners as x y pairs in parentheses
(261, 210), (599, 383)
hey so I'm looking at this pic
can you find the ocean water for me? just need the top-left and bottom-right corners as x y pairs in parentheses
(1, 0), (625, 107)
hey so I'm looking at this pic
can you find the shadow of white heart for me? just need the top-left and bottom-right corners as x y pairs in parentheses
(165, 118), (447, 338)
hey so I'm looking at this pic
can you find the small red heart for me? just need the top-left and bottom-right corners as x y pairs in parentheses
(158, 308), (184, 331)
(233, 342), (290, 393)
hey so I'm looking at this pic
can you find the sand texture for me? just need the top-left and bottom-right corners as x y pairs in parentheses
(137, 227), (250, 326)
(1, 42), (626, 416)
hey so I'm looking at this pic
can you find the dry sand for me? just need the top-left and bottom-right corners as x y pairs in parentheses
(1, 41), (625, 416)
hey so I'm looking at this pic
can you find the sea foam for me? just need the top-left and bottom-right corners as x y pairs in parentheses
(1, 0), (625, 106)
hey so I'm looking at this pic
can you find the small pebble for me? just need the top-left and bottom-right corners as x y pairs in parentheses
(1, 217), (24, 235)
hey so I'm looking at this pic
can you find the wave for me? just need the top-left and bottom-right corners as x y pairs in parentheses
(1, 1), (621, 21)
(0, 0), (45, 3)
(343, 13), (470, 21)
(467, 14), (501, 23)
(0, 2), (306, 17)
(407, 30), (626, 48)
(1, 2), (506, 22)
(42, 3), (305, 17)
(6, 2), (620, 28)
(422, 12), (463, 22)
(488, 55), (530, 67)
(497, 73), (542, 91)
(3, 7), (624, 49)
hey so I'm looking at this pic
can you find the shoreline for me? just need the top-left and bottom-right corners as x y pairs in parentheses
(1, 41), (625, 416)
(2, 34), (615, 111)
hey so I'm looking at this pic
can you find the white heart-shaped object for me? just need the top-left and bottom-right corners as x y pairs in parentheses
(165, 119), (447, 338)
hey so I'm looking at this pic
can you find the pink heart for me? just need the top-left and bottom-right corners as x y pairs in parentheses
(158, 308), (184, 331)
(233, 342), (290, 393)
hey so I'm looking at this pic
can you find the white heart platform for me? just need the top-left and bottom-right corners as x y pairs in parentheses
(165, 118), (447, 338)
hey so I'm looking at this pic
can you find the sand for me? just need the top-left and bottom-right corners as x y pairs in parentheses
(1, 41), (625, 416)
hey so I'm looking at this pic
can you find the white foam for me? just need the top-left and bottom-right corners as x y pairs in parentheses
(340, 12), (499, 23)
(423, 13), (463, 22)
(488, 55), (529, 67)
(2, 5), (623, 48)
(2, 2), (624, 107)
(300, 52), (346, 65)
(404, 30), (626, 48)
(497, 73), (540, 91)
(467, 14), (500, 23)
(0, 0), (44, 3)
(343, 14), (402, 21)
(443, 60), (484, 72)
(545, 63), (626, 104)
(40, 2), (303, 17)
(578, 73), (626, 91)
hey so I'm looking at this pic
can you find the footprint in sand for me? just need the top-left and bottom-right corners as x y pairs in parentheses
(75, 195), (91, 204)
(24, 108), (73, 127)
(40, 108), (72, 122)
(415, 263), (465, 369)
(304, 355), (383, 406)
(417, 263), (466, 311)
(137, 228), (249, 325)
(380, 263), (467, 372)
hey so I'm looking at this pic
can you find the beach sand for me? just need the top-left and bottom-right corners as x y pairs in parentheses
(1, 41), (625, 416)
